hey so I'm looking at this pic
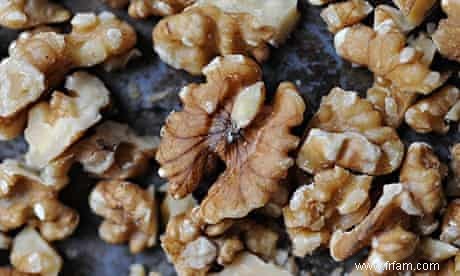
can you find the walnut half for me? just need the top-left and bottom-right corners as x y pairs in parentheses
(153, 0), (300, 75)
(156, 55), (305, 225)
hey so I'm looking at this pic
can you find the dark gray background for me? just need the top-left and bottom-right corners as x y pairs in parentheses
(0, 0), (459, 275)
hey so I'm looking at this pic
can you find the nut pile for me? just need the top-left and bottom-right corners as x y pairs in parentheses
(0, 0), (460, 275)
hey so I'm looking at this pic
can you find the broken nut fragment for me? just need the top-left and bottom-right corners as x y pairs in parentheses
(447, 144), (460, 196)
(71, 121), (160, 180)
(334, 7), (448, 94)
(297, 87), (404, 175)
(89, 181), (158, 254)
(392, 0), (436, 29)
(103, 0), (195, 18)
(153, 0), (300, 75)
(320, 0), (373, 33)
(209, 253), (292, 276)
(161, 193), (197, 226)
(441, 199), (460, 246)
(25, 72), (110, 170)
(283, 166), (372, 256)
(405, 86), (460, 134)
(419, 238), (459, 263)
(156, 55), (305, 224)
(432, 0), (460, 63)
(0, 0), (70, 29)
(10, 227), (62, 276)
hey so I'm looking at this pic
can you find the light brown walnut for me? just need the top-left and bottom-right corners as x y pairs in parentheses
(71, 121), (160, 180)
(161, 207), (279, 276)
(153, 0), (299, 75)
(102, 0), (194, 17)
(441, 199), (460, 246)
(419, 238), (459, 263)
(392, 0), (436, 29)
(0, 0), (70, 29)
(89, 180), (158, 254)
(320, 0), (373, 33)
(297, 87), (404, 175)
(156, 55), (305, 225)
(330, 183), (422, 261)
(405, 86), (460, 134)
(447, 144), (460, 196)
(283, 166), (372, 257)
(432, 0), (460, 63)
(0, 12), (136, 141)
(10, 227), (62, 276)
(400, 143), (447, 234)
(0, 158), (78, 241)
(334, 5), (448, 95)
(0, 268), (33, 276)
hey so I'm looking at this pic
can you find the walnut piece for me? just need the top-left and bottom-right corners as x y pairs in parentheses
(10, 227), (62, 276)
(0, 158), (78, 241)
(153, 0), (300, 75)
(0, 232), (11, 249)
(320, 0), (373, 33)
(432, 0), (460, 63)
(89, 181), (158, 254)
(71, 121), (160, 180)
(400, 143), (446, 234)
(419, 238), (459, 262)
(161, 193), (197, 226)
(209, 253), (292, 276)
(103, 0), (194, 17)
(297, 87), (404, 175)
(441, 199), (460, 246)
(405, 86), (460, 134)
(367, 77), (417, 128)
(392, 0), (436, 29)
(0, 267), (33, 276)
(447, 144), (460, 196)
(25, 72), (110, 170)
(334, 6), (448, 95)
(161, 207), (279, 275)
(330, 183), (422, 261)
(0, 0), (70, 29)
(283, 166), (372, 257)
(156, 55), (305, 224)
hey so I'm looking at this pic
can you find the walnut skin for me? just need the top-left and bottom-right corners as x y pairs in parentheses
(432, 0), (460, 63)
(405, 86), (460, 134)
(0, 0), (70, 29)
(161, 207), (279, 276)
(0, 158), (78, 242)
(283, 166), (372, 257)
(153, 0), (299, 75)
(89, 180), (158, 254)
(156, 55), (305, 225)
(320, 0), (373, 33)
(0, 12), (136, 141)
(334, 5), (448, 95)
(71, 121), (160, 180)
(297, 87), (404, 175)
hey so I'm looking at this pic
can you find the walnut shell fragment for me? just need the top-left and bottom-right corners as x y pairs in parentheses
(156, 55), (305, 225)
(153, 0), (300, 75)
(25, 72), (110, 170)
(283, 166), (372, 257)
(297, 87), (404, 175)
(0, 0), (70, 29)
(10, 227), (62, 276)
(432, 0), (460, 63)
(330, 183), (422, 261)
(161, 207), (279, 275)
(320, 0), (373, 33)
(334, 6), (448, 95)
(71, 121), (160, 180)
(405, 86), (460, 134)
(0, 12), (136, 141)
(0, 158), (78, 242)
(89, 180), (158, 254)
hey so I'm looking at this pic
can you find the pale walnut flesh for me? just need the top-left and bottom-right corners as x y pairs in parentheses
(297, 87), (404, 175)
(89, 181), (158, 254)
(405, 86), (460, 134)
(209, 253), (292, 276)
(334, 8), (448, 94)
(441, 199), (460, 246)
(432, 0), (460, 63)
(392, 0), (436, 28)
(10, 227), (62, 276)
(25, 72), (110, 170)
(419, 238), (459, 263)
(448, 144), (460, 196)
(320, 0), (373, 33)
(0, 0), (70, 29)
(156, 55), (305, 225)
(152, 0), (299, 75)
(330, 183), (422, 261)
(71, 121), (160, 180)
(161, 207), (280, 275)
(0, 158), (78, 241)
(283, 166), (372, 257)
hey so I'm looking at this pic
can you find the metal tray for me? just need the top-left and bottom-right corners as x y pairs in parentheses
(0, 0), (459, 275)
